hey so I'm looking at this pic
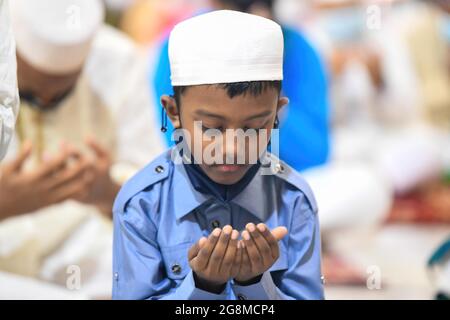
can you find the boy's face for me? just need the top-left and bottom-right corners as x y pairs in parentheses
(162, 85), (288, 185)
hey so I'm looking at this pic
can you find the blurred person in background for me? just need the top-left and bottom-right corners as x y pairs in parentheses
(0, 0), (163, 298)
(409, 0), (450, 129)
(298, 0), (449, 226)
(289, 0), (450, 291)
(411, 0), (450, 298)
(119, 0), (198, 45)
(326, 0), (450, 199)
(152, 0), (331, 172)
(0, 0), (20, 161)
(103, 0), (139, 27)
(365, 0), (450, 198)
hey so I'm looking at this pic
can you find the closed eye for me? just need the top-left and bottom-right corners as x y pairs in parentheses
(202, 125), (224, 132)
(244, 119), (271, 131)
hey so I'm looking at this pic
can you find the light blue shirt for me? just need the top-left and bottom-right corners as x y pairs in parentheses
(112, 150), (324, 300)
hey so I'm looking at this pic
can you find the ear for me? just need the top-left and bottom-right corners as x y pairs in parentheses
(161, 95), (181, 129)
(277, 96), (289, 113)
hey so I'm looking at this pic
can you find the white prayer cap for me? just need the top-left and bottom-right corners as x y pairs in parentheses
(11, 0), (105, 75)
(168, 10), (284, 86)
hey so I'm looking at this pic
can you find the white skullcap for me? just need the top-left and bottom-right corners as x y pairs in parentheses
(11, 0), (105, 75)
(168, 10), (284, 86)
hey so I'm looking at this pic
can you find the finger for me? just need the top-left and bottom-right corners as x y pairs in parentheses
(188, 237), (207, 261)
(239, 240), (252, 275)
(271, 226), (288, 241)
(46, 154), (92, 202)
(198, 237), (208, 248)
(86, 136), (108, 160)
(8, 141), (32, 172)
(209, 225), (232, 273)
(242, 229), (262, 271)
(45, 158), (92, 191)
(42, 142), (80, 164)
(48, 176), (90, 204)
(230, 240), (243, 279)
(219, 229), (239, 276)
(247, 223), (272, 266)
(257, 223), (280, 260)
(33, 149), (76, 179)
(191, 228), (221, 270)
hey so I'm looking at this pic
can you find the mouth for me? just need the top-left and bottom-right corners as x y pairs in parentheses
(212, 164), (246, 173)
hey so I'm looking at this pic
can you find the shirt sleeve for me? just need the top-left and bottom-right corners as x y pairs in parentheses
(0, 0), (20, 161)
(112, 195), (227, 300)
(231, 197), (324, 300)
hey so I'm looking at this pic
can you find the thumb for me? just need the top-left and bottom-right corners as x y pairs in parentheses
(188, 237), (207, 261)
(271, 226), (288, 241)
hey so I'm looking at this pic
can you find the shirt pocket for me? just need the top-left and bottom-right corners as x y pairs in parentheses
(160, 242), (193, 280)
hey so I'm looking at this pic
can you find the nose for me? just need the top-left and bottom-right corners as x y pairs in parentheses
(222, 133), (254, 165)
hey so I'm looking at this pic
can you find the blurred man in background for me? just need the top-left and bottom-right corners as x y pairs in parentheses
(0, 0), (163, 298)
(411, 0), (450, 129)
(152, 0), (331, 172)
(0, 0), (19, 161)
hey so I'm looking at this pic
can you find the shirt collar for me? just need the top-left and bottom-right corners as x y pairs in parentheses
(171, 162), (211, 221)
(172, 159), (272, 222)
(231, 167), (274, 222)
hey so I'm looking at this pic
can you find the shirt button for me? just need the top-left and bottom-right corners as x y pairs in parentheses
(171, 264), (182, 275)
(155, 165), (165, 173)
(237, 294), (247, 300)
(274, 163), (285, 174)
(321, 275), (326, 285)
(114, 272), (119, 281)
(211, 220), (221, 229)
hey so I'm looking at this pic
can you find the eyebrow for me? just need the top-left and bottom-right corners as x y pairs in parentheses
(194, 109), (273, 121)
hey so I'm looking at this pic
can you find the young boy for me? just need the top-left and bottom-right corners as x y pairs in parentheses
(112, 10), (324, 300)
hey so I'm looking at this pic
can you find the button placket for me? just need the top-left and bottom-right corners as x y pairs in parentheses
(211, 220), (221, 229)
(203, 201), (232, 232)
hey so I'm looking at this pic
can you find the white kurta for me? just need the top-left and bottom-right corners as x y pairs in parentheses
(0, 0), (20, 160)
(0, 25), (165, 298)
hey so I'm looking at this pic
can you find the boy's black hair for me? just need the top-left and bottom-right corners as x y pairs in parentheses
(173, 81), (282, 107)
(217, 0), (274, 12)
